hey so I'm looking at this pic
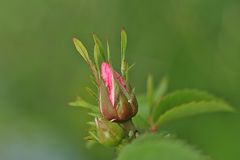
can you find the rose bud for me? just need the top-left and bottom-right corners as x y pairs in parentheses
(99, 62), (138, 122)
(95, 118), (124, 147)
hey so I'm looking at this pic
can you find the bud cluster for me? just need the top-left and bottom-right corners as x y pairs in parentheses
(73, 29), (138, 147)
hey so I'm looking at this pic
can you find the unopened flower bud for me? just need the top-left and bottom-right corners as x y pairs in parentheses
(99, 62), (138, 122)
(95, 118), (124, 147)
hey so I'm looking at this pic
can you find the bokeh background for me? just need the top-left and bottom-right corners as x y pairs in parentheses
(1, 0), (240, 159)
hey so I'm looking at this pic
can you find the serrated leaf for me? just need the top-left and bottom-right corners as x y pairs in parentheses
(153, 89), (218, 121)
(154, 76), (168, 104)
(132, 95), (149, 130)
(117, 134), (209, 160)
(155, 100), (234, 127)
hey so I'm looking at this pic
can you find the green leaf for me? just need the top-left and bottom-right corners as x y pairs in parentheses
(132, 95), (149, 130)
(155, 100), (234, 127)
(132, 115), (149, 131)
(136, 95), (150, 119)
(153, 89), (218, 121)
(121, 28), (127, 77)
(69, 97), (98, 113)
(146, 75), (154, 106)
(117, 134), (209, 160)
(154, 76), (168, 104)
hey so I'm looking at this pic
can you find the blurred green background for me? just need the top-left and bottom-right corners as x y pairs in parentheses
(1, 0), (240, 159)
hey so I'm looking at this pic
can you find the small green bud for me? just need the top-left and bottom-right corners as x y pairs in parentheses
(95, 118), (124, 147)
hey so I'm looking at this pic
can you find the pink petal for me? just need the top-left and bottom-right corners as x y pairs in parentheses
(114, 71), (126, 89)
(101, 62), (114, 105)
(101, 62), (126, 106)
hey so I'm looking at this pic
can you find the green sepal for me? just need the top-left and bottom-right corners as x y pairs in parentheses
(69, 97), (98, 113)
(107, 40), (111, 62)
(121, 28), (128, 78)
(73, 37), (99, 82)
(94, 43), (101, 73)
(99, 79), (118, 120)
(92, 33), (106, 60)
